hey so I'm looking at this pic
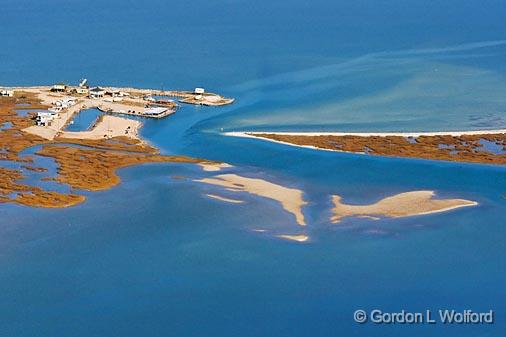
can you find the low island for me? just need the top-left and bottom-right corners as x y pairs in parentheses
(226, 130), (506, 165)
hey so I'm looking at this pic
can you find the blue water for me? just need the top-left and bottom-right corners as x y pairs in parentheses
(65, 108), (103, 132)
(478, 139), (506, 154)
(0, 122), (12, 130)
(15, 109), (46, 117)
(1, 0), (506, 336)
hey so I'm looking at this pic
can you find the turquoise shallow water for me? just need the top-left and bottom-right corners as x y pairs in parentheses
(1, 0), (506, 336)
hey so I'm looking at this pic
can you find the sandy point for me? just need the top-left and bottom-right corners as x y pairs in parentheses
(199, 162), (233, 172)
(331, 190), (478, 223)
(195, 173), (307, 226)
(226, 130), (506, 138)
(276, 234), (309, 242)
(205, 194), (244, 204)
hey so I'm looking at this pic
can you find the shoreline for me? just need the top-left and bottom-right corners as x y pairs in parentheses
(226, 129), (506, 138)
(331, 190), (478, 223)
(195, 173), (307, 226)
(0, 89), (226, 209)
(225, 130), (506, 165)
(225, 131), (352, 153)
(59, 115), (142, 140)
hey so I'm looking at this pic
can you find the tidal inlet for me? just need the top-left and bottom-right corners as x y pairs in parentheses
(0, 1), (504, 337)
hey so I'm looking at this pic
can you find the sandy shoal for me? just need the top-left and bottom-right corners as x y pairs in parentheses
(199, 162), (233, 172)
(276, 234), (309, 242)
(195, 173), (307, 226)
(331, 191), (477, 223)
(206, 194), (244, 204)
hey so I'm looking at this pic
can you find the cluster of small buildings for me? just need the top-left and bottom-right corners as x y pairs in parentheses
(36, 97), (77, 126)
(89, 87), (130, 100)
(194, 87), (205, 100)
(0, 88), (14, 97)
(31, 81), (213, 127)
(50, 97), (77, 111)
(50, 79), (131, 101)
(35, 111), (58, 126)
(52, 80), (89, 95)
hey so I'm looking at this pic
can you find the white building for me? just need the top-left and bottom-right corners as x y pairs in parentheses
(35, 112), (57, 126)
(55, 97), (76, 109)
(144, 107), (168, 116)
(194, 87), (205, 94)
(0, 88), (14, 97)
(74, 87), (89, 95)
(37, 111), (57, 118)
(51, 83), (67, 92)
(89, 87), (105, 98)
(48, 106), (62, 113)
(106, 89), (122, 97)
(36, 115), (52, 126)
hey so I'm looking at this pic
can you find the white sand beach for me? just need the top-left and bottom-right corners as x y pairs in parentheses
(224, 132), (344, 153)
(195, 173), (307, 226)
(224, 130), (506, 156)
(276, 234), (309, 242)
(226, 130), (506, 138)
(206, 194), (244, 204)
(199, 162), (233, 172)
(331, 191), (477, 223)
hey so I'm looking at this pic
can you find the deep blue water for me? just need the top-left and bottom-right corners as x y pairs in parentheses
(1, 0), (506, 336)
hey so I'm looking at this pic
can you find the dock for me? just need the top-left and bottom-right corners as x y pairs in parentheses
(96, 103), (176, 119)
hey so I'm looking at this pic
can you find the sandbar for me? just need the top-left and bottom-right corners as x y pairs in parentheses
(331, 191), (477, 223)
(226, 130), (506, 138)
(195, 173), (307, 226)
(199, 162), (233, 172)
(276, 234), (309, 242)
(206, 194), (244, 204)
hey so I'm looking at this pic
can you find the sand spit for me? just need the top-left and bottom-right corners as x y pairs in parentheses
(227, 130), (506, 138)
(199, 162), (233, 172)
(60, 115), (141, 140)
(276, 234), (309, 242)
(226, 131), (506, 166)
(206, 194), (244, 204)
(331, 191), (478, 223)
(195, 174), (307, 226)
